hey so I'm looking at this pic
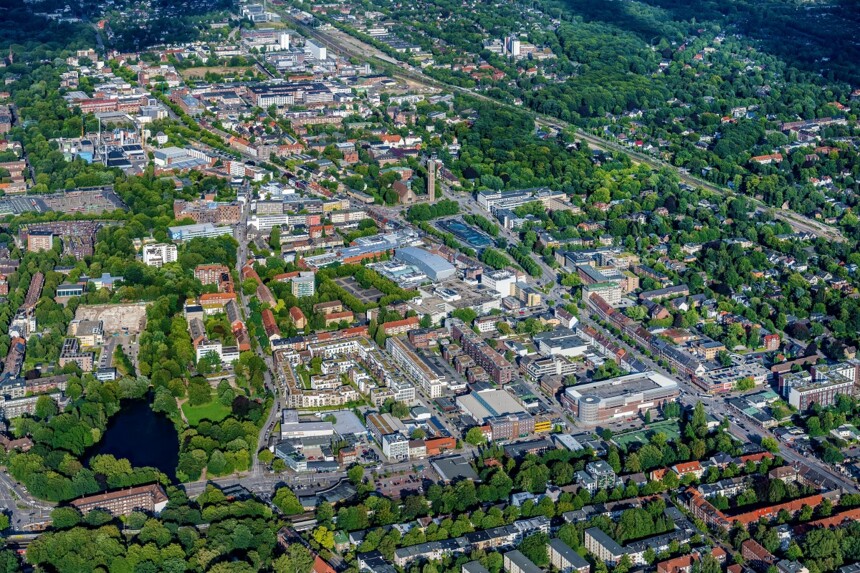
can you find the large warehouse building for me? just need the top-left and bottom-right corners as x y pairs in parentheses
(562, 371), (680, 425)
(394, 247), (456, 281)
(457, 388), (528, 423)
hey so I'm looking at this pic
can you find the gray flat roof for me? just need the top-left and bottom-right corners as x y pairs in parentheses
(565, 371), (678, 401)
(431, 455), (480, 482)
(326, 409), (367, 436)
(456, 389), (527, 422)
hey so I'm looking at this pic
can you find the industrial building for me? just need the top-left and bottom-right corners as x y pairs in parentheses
(562, 371), (680, 425)
(168, 223), (234, 241)
(280, 410), (335, 440)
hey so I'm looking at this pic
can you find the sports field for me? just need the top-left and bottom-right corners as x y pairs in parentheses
(613, 419), (681, 450)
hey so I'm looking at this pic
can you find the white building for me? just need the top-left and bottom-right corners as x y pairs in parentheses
(195, 340), (239, 365)
(482, 270), (516, 296)
(281, 420), (334, 440)
(382, 432), (410, 460)
(386, 337), (447, 399)
(142, 243), (178, 267)
(305, 40), (327, 60)
(292, 272), (316, 297)
(278, 32), (290, 50)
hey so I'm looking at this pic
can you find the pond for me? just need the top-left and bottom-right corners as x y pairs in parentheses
(85, 399), (179, 482)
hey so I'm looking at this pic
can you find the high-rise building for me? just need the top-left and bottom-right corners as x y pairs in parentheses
(291, 272), (316, 297)
(426, 157), (438, 196)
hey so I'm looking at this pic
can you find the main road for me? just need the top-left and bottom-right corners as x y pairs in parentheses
(233, 185), (281, 477)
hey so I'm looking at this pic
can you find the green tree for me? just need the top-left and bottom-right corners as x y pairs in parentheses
(34, 395), (58, 419)
(348, 464), (364, 486)
(50, 507), (82, 529)
(273, 544), (315, 573)
(312, 525), (335, 550)
(273, 486), (304, 515)
(760, 437), (780, 453)
(519, 532), (549, 566)
(465, 427), (487, 446)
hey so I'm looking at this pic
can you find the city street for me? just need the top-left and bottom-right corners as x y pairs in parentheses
(234, 186), (281, 471)
(0, 472), (53, 531)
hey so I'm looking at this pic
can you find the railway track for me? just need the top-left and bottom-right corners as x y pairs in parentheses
(285, 15), (846, 243)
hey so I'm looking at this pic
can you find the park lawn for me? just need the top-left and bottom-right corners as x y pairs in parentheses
(182, 399), (231, 426)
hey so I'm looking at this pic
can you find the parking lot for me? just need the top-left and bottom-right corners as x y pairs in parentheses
(374, 465), (437, 498)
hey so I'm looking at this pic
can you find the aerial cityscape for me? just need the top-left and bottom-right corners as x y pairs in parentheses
(0, 0), (859, 571)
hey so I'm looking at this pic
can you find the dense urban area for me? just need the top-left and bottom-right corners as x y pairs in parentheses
(0, 0), (859, 571)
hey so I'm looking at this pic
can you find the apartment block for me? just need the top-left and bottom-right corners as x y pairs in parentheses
(549, 538), (590, 573)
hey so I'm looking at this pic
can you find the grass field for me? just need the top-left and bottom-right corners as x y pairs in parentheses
(613, 419), (682, 450)
(182, 399), (231, 425)
(180, 66), (252, 79)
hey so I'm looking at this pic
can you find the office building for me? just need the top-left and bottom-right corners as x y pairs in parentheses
(582, 282), (623, 305)
(482, 270), (516, 296)
(780, 361), (859, 410)
(533, 328), (588, 357)
(487, 412), (536, 442)
(305, 40), (327, 60)
(382, 432), (410, 460)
